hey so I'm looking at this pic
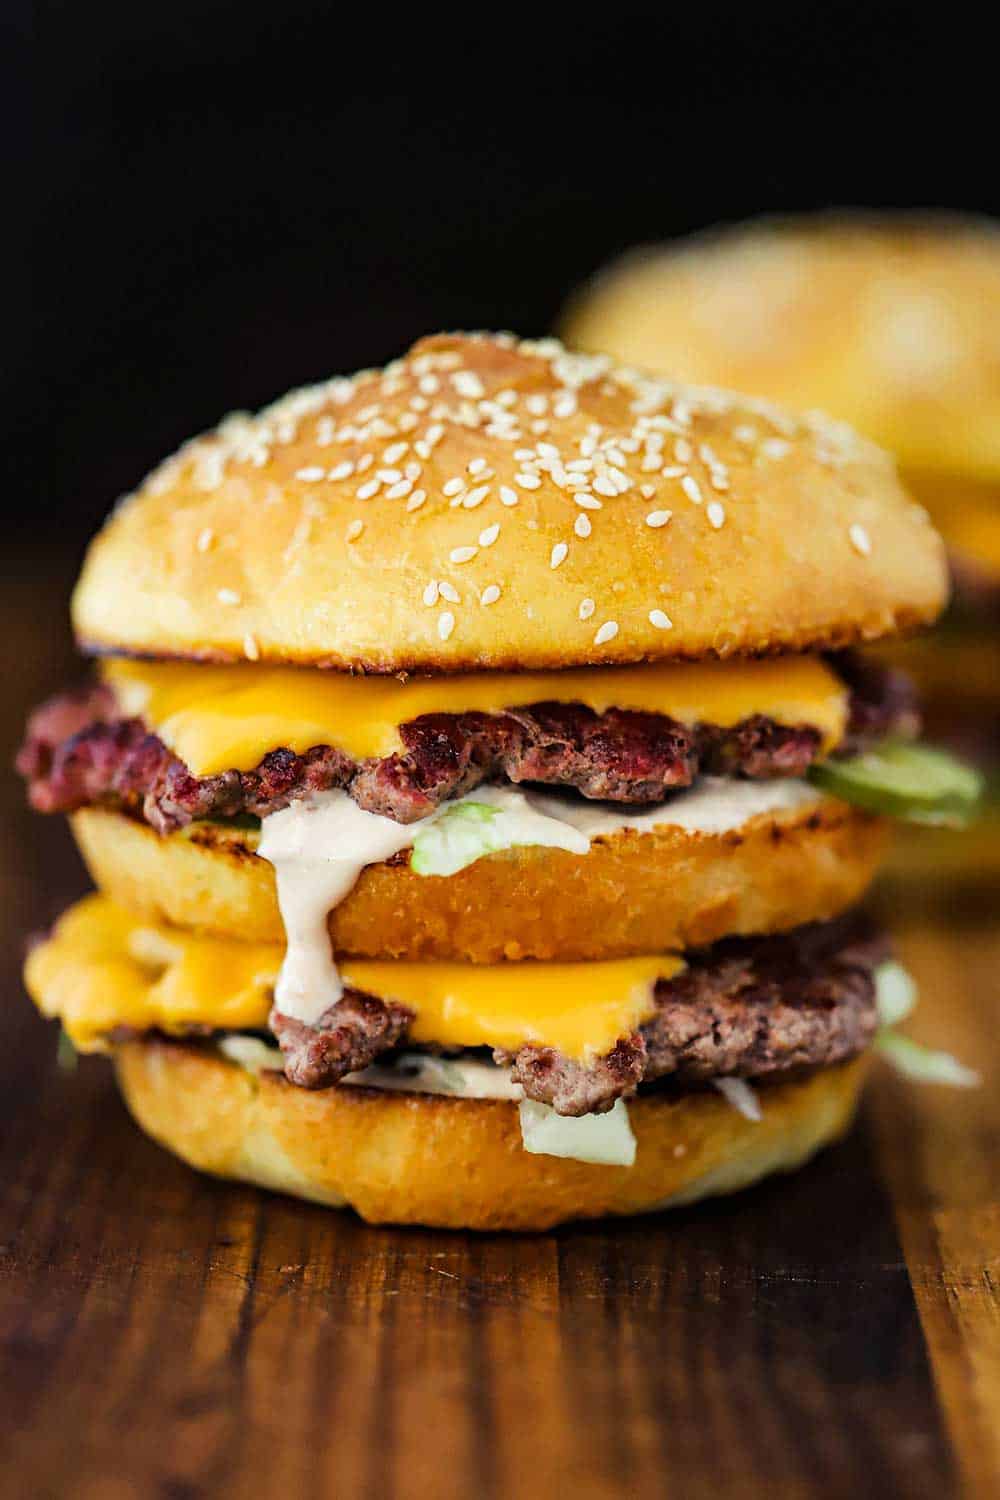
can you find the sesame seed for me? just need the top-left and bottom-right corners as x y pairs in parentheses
(383, 442), (408, 465)
(500, 486), (519, 506)
(681, 476), (703, 505)
(346, 518), (364, 541)
(243, 633), (260, 660)
(385, 479), (412, 500)
(706, 501), (725, 529)
(468, 457), (489, 475)
(594, 620), (619, 646)
(196, 527), (215, 552)
(453, 371), (484, 398)
(443, 477), (465, 497)
(423, 581), (439, 607)
(516, 472), (542, 490)
(356, 478), (379, 500)
(438, 611), (455, 640)
(592, 476), (617, 498)
(217, 588), (241, 606)
(295, 466), (326, 482)
(849, 523), (872, 557)
(645, 509), (672, 528)
(574, 514), (592, 538)
(327, 461), (355, 481)
(439, 581), (460, 604)
(464, 484), (490, 509)
(450, 545), (478, 564)
(406, 489), (427, 511)
(648, 609), (672, 630)
(675, 439), (692, 464)
(377, 468), (402, 484)
(578, 597), (595, 621)
(762, 438), (791, 460)
(550, 542), (568, 569)
(480, 584), (501, 606)
(478, 522), (500, 547)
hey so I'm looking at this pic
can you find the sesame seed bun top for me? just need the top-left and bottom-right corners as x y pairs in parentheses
(562, 215), (1000, 483)
(72, 333), (947, 672)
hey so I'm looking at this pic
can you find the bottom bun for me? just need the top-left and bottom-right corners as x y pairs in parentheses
(114, 1040), (868, 1231)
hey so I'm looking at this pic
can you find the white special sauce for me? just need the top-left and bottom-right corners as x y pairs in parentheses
(257, 777), (822, 1025)
(257, 792), (430, 1023)
(218, 1036), (523, 1099)
(524, 775), (821, 838)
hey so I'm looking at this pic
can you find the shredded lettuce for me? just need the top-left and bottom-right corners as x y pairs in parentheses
(873, 961), (979, 1087)
(411, 794), (588, 877)
(712, 1077), (762, 1121)
(876, 1033), (981, 1088)
(518, 1097), (637, 1165)
(874, 961), (918, 1029)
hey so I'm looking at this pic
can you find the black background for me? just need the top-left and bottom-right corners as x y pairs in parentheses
(17, 1), (997, 551)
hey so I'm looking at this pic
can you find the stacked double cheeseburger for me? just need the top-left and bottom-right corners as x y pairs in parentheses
(21, 334), (966, 1230)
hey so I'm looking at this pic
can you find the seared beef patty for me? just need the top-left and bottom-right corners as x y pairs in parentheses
(17, 653), (914, 831)
(270, 914), (884, 1110)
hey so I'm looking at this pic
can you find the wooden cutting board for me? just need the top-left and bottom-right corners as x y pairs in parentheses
(1, 559), (997, 1499)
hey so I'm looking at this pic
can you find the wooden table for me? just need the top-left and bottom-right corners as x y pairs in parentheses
(2, 554), (997, 1499)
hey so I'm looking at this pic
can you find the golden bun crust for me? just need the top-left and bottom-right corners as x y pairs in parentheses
(114, 1039), (868, 1230)
(564, 215), (1000, 482)
(72, 333), (945, 671)
(72, 798), (888, 962)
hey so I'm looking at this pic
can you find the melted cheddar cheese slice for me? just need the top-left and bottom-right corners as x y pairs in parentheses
(103, 654), (847, 775)
(26, 896), (279, 1048)
(26, 896), (683, 1062)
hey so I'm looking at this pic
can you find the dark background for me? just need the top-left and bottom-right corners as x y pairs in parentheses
(16, 1), (998, 555)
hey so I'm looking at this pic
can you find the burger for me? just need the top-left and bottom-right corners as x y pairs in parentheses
(562, 215), (1000, 877)
(18, 333), (979, 1231)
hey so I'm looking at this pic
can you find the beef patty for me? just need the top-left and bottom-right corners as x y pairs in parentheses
(269, 913), (884, 1110)
(18, 653), (914, 830)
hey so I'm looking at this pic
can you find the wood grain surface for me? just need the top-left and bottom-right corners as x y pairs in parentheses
(1, 554), (997, 1500)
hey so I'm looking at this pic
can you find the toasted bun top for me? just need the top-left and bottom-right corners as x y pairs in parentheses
(563, 215), (1000, 483)
(73, 332), (946, 672)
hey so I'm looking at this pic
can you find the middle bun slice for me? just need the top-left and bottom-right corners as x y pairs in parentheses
(71, 791), (887, 962)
